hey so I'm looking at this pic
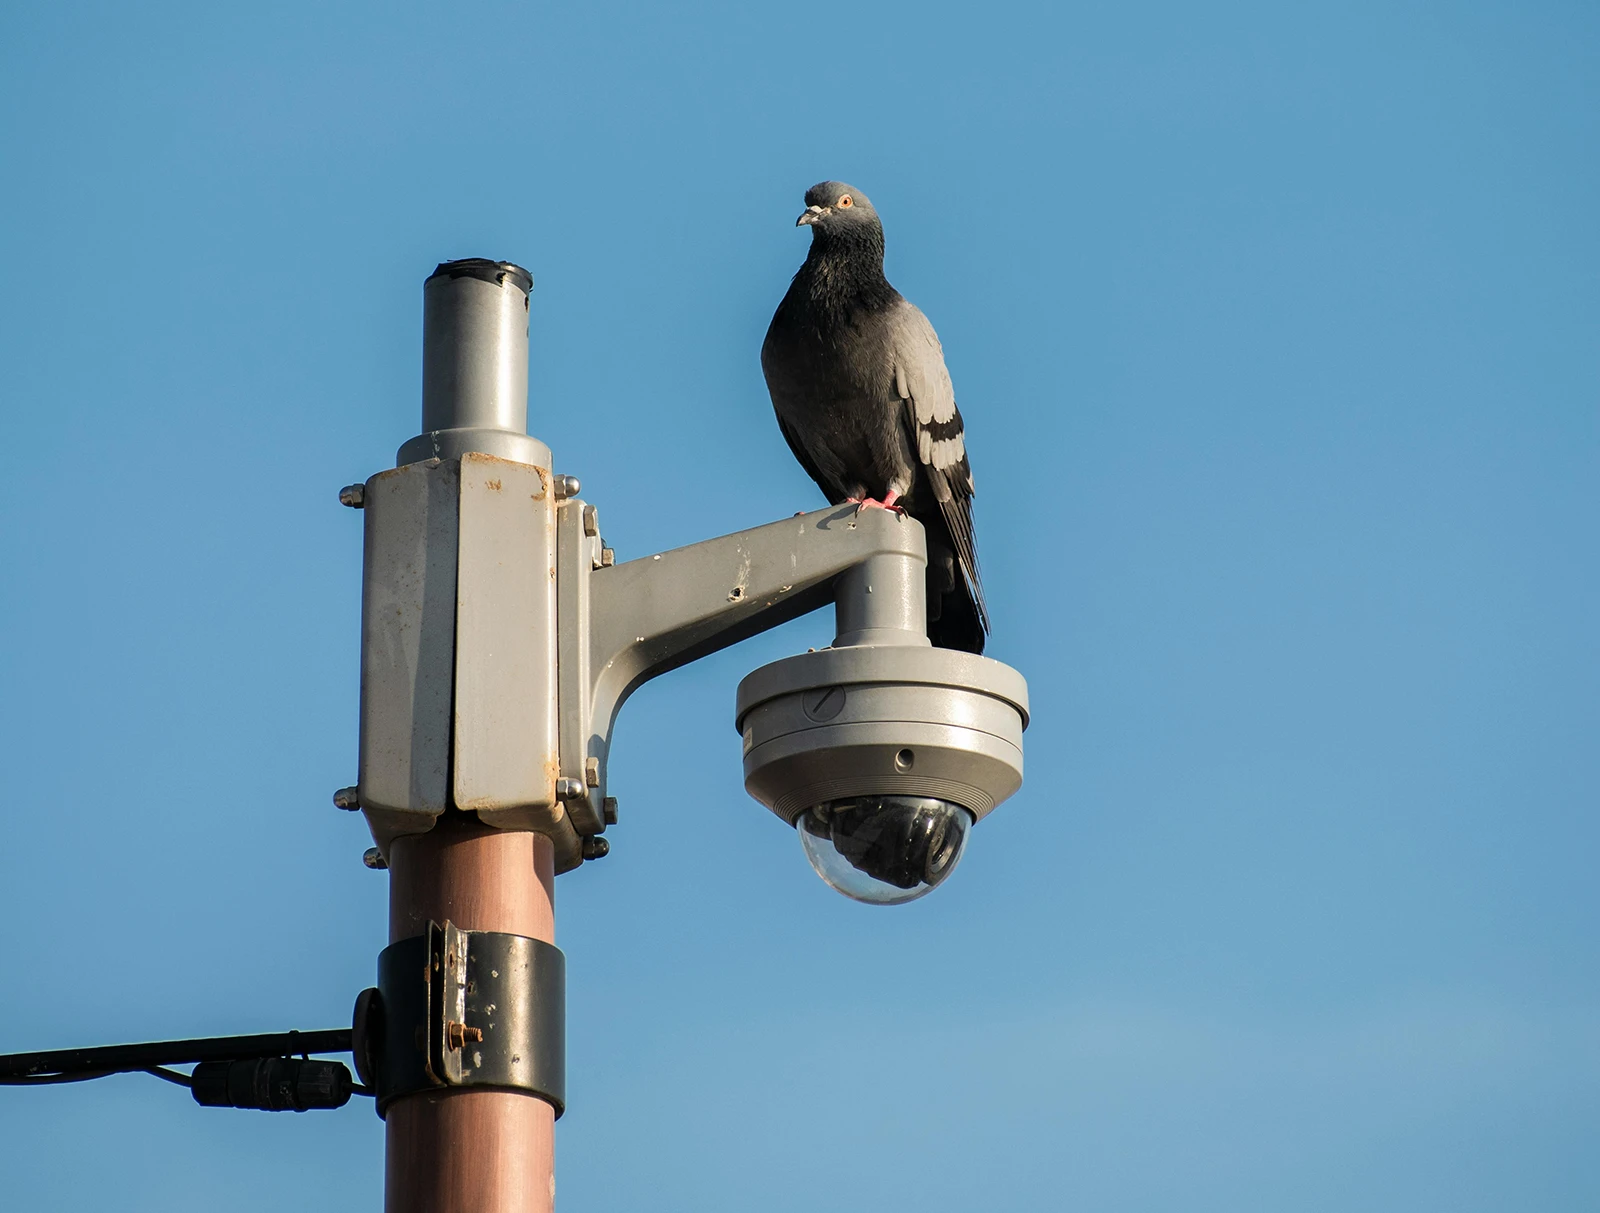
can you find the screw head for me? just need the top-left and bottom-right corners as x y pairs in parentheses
(362, 847), (388, 870)
(339, 484), (366, 508)
(333, 786), (360, 810)
(581, 836), (610, 861)
(802, 686), (847, 723)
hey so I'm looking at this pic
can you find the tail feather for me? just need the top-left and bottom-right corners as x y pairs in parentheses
(920, 515), (987, 654)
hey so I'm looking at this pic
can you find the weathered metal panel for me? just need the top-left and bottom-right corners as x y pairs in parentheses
(452, 452), (559, 821)
(555, 499), (602, 835)
(359, 459), (459, 821)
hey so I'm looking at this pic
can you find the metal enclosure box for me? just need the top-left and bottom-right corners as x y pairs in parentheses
(358, 452), (561, 854)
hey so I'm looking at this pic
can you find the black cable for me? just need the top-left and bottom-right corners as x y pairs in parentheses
(142, 1066), (193, 1088)
(0, 1028), (353, 1082)
(0, 1029), (374, 1103)
(0, 1070), (115, 1086)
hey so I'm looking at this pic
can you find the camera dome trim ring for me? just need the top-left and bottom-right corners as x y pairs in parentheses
(735, 645), (1030, 731)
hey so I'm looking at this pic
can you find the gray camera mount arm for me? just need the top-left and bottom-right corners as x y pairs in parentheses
(556, 503), (929, 839)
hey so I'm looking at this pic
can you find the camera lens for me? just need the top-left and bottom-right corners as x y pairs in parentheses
(797, 795), (973, 905)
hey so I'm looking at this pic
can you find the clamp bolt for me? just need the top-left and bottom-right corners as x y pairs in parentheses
(362, 847), (388, 870)
(581, 837), (610, 861)
(553, 474), (581, 500)
(332, 786), (360, 810)
(446, 1021), (483, 1050)
(582, 505), (599, 537)
(600, 547), (615, 567)
(555, 777), (586, 801)
(338, 484), (366, 509)
(602, 797), (619, 826)
(584, 756), (601, 787)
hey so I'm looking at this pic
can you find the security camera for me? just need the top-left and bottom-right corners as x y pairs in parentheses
(737, 643), (1029, 904)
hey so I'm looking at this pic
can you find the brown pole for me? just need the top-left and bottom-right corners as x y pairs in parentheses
(384, 815), (557, 1213)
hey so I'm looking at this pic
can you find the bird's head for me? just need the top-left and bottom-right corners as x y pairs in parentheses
(796, 181), (879, 233)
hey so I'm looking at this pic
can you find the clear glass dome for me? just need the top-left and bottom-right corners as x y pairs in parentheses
(797, 795), (973, 905)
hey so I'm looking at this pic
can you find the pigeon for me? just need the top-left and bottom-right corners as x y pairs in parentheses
(761, 181), (989, 654)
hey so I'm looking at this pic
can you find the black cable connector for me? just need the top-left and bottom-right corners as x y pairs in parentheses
(190, 1058), (353, 1111)
(0, 1029), (370, 1109)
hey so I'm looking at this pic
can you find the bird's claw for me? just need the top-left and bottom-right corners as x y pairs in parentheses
(849, 493), (904, 515)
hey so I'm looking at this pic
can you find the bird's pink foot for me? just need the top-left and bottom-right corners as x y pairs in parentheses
(850, 491), (904, 514)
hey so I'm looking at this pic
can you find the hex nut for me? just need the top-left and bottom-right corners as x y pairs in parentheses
(582, 505), (599, 537)
(362, 847), (388, 870)
(584, 756), (600, 787)
(339, 484), (366, 509)
(581, 837), (610, 861)
(602, 797), (619, 826)
(332, 785), (361, 810)
(553, 474), (581, 500)
(555, 777), (586, 801)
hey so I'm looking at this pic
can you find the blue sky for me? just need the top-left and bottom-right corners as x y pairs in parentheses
(1, 1), (1595, 1209)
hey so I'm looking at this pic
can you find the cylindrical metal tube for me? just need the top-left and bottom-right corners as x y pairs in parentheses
(833, 551), (930, 648)
(398, 259), (550, 468)
(422, 260), (531, 435)
(384, 815), (557, 1213)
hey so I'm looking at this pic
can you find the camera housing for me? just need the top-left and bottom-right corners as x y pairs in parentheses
(736, 644), (1029, 903)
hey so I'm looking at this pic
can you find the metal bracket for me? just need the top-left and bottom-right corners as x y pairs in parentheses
(368, 921), (565, 1118)
(553, 503), (930, 853)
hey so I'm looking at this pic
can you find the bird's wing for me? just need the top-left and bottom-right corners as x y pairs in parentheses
(891, 304), (990, 633)
(774, 412), (845, 505)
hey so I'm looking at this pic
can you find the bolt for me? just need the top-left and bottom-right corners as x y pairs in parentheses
(553, 474), (581, 500)
(581, 836), (610, 861)
(603, 797), (618, 826)
(582, 504), (598, 537)
(600, 547), (615, 567)
(339, 484), (366, 508)
(332, 786), (360, 810)
(446, 1021), (483, 1050)
(584, 756), (600, 787)
(555, 777), (586, 801)
(362, 847), (388, 870)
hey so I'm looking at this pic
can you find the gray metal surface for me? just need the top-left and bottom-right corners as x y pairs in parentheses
(452, 453), (560, 832)
(422, 261), (530, 433)
(555, 498), (603, 837)
(575, 505), (928, 814)
(397, 260), (551, 469)
(736, 644), (1030, 725)
(736, 645), (1028, 825)
(374, 925), (566, 1118)
(832, 550), (930, 648)
(358, 459), (460, 845)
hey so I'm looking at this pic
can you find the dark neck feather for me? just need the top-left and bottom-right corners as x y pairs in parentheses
(795, 222), (898, 319)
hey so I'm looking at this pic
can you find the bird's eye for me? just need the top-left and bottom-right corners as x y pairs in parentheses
(838, 195), (853, 208)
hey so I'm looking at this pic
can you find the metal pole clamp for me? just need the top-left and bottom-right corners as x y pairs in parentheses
(355, 920), (565, 1118)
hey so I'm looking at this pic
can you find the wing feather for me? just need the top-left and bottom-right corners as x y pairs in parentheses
(891, 305), (990, 636)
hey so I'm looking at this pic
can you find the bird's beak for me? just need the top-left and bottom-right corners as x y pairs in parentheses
(796, 205), (830, 226)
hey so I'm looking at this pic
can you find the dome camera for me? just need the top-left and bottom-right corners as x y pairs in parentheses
(736, 645), (1028, 905)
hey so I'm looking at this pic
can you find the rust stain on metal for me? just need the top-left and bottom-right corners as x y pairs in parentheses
(487, 478), (503, 492)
